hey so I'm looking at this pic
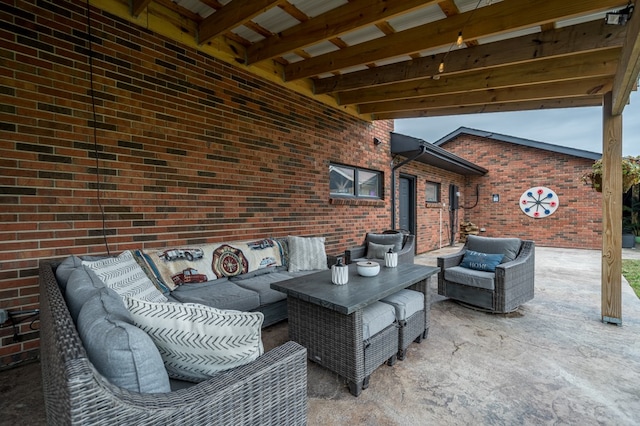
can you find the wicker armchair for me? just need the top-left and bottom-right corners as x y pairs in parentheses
(437, 236), (535, 313)
(344, 230), (415, 265)
(38, 262), (308, 425)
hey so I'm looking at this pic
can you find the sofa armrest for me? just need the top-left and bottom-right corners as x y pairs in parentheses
(437, 250), (466, 270)
(397, 234), (415, 264)
(495, 240), (535, 311)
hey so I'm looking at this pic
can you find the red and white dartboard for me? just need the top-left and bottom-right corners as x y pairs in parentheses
(519, 187), (559, 218)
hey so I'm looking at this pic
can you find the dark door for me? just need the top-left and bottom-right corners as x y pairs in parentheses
(399, 175), (415, 235)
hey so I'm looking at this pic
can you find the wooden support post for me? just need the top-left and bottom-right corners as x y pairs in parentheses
(601, 92), (623, 325)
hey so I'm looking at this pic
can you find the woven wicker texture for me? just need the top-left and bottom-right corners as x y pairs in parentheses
(39, 262), (308, 425)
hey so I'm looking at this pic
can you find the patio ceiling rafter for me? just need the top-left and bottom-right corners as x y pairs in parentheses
(101, 0), (638, 121)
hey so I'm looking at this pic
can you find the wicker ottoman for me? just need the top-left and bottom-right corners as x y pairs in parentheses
(381, 289), (426, 360)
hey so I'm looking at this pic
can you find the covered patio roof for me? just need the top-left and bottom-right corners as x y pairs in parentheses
(101, 0), (639, 120)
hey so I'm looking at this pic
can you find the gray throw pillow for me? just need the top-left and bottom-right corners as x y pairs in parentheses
(366, 242), (395, 259)
(287, 236), (328, 272)
(366, 233), (403, 253)
(77, 288), (171, 393)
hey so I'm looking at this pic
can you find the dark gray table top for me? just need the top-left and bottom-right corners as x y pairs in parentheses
(271, 263), (438, 315)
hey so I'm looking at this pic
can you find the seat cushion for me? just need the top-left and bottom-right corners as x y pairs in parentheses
(230, 272), (292, 305)
(124, 297), (264, 382)
(380, 289), (424, 321)
(77, 288), (171, 393)
(170, 279), (260, 311)
(466, 235), (521, 263)
(445, 266), (495, 290)
(362, 301), (396, 340)
(366, 233), (403, 253)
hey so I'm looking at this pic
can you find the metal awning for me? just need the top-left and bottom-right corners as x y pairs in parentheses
(390, 132), (487, 176)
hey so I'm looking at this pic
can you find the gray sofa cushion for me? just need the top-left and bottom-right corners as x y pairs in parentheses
(65, 266), (105, 323)
(445, 266), (495, 290)
(55, 255), (105, 291)
(362, 301), (396, 340)
(466, 235), (521, 263)
(366, 233), (403, 253)
(381, 289), (424, 321)
(231, 272), (291, 305)
(170, 279), (260, 311)
(77, 288), (171, 394)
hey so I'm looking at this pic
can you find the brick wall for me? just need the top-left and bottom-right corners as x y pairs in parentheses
(441, 135), (602, 249)
(0, 0), (395, 367)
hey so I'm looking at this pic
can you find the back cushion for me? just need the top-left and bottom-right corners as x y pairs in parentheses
(65, 266), (105, 323)
(466, 235), (522, 263)
(77, 288), (171, 393)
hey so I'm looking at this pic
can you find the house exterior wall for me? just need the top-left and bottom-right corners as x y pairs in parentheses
(393, 161), (467, 253)
(440, 135), (602, 249)
(0, 1), (395, 367)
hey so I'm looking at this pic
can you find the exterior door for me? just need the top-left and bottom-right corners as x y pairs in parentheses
(399, 175), (415, 235)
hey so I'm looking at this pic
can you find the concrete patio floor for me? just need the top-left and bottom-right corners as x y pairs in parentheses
(2, 246), (640, 425)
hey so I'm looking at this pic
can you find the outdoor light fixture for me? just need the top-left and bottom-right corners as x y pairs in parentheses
(492, 194), (500, 202)
(373, 137), (381, 145)
(605, 3), (634, 25)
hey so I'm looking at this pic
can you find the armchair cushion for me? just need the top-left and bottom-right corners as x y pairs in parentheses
(466, 235), (521, 263)
(366, 242), (395, 259)
(459, 250), (504, 272)
(366, 233), (403, 253)
(444, 266), (495, 290)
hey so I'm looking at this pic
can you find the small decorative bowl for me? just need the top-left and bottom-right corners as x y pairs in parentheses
(356, 261), (380, 277)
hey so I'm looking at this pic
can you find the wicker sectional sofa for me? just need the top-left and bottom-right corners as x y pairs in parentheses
(37, 236), (335, 425)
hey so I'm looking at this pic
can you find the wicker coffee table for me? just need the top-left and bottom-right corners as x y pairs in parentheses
(271, 263), (438, 396)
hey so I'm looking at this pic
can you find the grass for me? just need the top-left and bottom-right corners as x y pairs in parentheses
(622, 259), (640, 299)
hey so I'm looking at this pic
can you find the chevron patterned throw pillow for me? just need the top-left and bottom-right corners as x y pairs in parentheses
(83, 251), (167, 303)
(124, 297), (264, 382)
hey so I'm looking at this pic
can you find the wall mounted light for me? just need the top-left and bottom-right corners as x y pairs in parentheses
(605, 3), (634, 25)
(492, 194), (500, 202)
(373, 137), (381, 145)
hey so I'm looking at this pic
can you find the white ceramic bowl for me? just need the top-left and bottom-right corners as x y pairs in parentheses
(356, 261), (380, 277)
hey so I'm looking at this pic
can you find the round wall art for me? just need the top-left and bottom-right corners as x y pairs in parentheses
(519, 186), (559, 218)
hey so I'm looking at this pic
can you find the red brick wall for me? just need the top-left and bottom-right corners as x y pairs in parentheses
(441, 135), (602, 249)
(0, 1), (394, 367)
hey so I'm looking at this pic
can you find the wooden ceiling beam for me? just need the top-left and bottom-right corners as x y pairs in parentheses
(373, 96), (604, 119)
(198, 0), (283, 45)
(130, 0), (152, 17)
(339, 48), (620, 105)
(612, 2), (640, 115)
(285, 0), (625, 81)
(245, 0), (434, 65)
(314, 20), (626, 95)
(359, 77), (613, 114)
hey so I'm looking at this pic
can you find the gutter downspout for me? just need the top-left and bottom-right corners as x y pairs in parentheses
(391, 145), (428, 229)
